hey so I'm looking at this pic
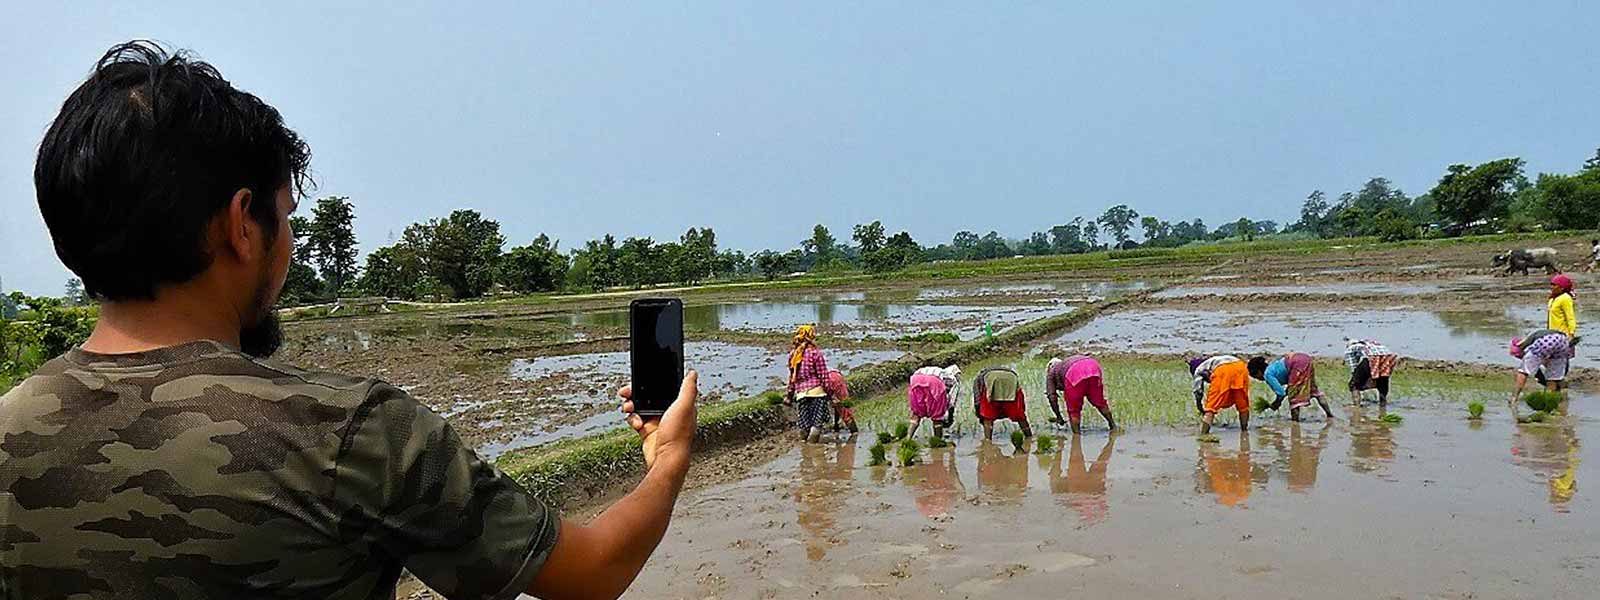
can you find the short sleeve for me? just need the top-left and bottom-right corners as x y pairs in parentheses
(335, 382), (559, 600)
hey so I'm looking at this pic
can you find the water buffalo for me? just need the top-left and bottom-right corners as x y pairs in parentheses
(1492, 247), (1560, 275)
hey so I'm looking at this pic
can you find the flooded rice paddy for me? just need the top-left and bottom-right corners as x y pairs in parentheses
(635, 389), (1598, 599)
(560, 301), (1068, 340)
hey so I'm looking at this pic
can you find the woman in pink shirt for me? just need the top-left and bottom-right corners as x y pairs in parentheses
(1045, 355), (1118, 434)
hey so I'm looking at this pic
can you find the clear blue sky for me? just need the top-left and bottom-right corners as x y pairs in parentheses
(3, 1), (1597, 295)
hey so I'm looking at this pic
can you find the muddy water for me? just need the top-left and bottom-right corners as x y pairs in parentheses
(484, 342), (906, 457)
(1053, 307), (1600, 369)
(561, 302), (1067, 340)
(915, 280), (1155, 302)
(635, 396), (1598, 599)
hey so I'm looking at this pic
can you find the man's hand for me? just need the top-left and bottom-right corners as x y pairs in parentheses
(619, 370), (699, 470)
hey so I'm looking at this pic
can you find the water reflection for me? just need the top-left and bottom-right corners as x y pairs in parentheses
(1511, 422), (1581, 510)
(1259, 422), (1331, 493)
(564, 301), (1062, 340)
(1044, 434), (1115, 524)
(1196, 432), (1258, 507)
(1348, 405), (1397, 474)
(906, 447), (965, 518)
(976, 440), (1030, 505)
(795, 442), (857, 561)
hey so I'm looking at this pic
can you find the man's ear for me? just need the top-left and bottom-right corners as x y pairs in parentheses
(222, 188), (258, 262)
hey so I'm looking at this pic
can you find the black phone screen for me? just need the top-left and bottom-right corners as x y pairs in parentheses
(630, 299), (684, 416)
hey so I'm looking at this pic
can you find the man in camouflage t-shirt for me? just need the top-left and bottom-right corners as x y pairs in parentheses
(2, 41), (698, 600)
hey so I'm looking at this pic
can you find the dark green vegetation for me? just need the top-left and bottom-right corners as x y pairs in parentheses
(1467, 401), (1486, 420)
(1010, 429), (1026, 451)
(867, 442), (888, 466)
(1034, 434), (1055, 454)
(926, 435), (949, 449)
(892, 421), (910, 441)
(876, 431), (894, 446)
(898, 331), (960, 344)
(0, 291), (94, 393)
(897, 439), (922, 466)
(1524, 391), (1564, 413)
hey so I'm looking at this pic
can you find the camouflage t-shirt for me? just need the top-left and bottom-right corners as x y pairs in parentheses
(0, 341), (558, 599)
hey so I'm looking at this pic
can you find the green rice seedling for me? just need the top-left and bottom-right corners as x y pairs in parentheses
(1010, 430), (1026, 452)
(1524, 391), (1563, 413)
(1197, 434), (1221, 444)
(926, 435), (949, 449)
(876, 431), (895, 446)
(1034, 435), (1056, 454)
(867, 443), (888, 466)
(1467, 401), (1485, 420)
(893, 422), (910, 441)
(1379, 413), (1403, 425)
(897, 439), (921, 466)
(1252, 397), (1270, 413)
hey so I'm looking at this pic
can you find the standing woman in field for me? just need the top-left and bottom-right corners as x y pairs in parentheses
(1249, 353), (1335, 422)
(787, 324), (831, 443)
(1548, 274), (1577, 337)
(1044, 355), (1117, 434)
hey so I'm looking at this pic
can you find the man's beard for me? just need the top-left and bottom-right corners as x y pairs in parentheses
(240, 276), (283, 359)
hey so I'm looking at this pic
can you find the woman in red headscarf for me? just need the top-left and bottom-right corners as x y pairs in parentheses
(1548, 274), (1577, 337)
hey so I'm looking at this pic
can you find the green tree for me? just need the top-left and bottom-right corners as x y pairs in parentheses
(1296, 190), (1329, 235)
(571, 235), (622, 291)
(1374, 209), (1419, 242)
(1048, 220), (1085, 254)
(283, 215), (324, 303)
(951, 231), (980, 260)
(1096, 205), (1139, 245)
(678, 227), (718, 284)
(852, 221), (886, 255)
(359, 245), (422, 300)
(1429, 158), (1525, 229)
(403, 210), (506, 299)
(1081, 221), (1100, 249)
(975, 231), (1010, 259)
(306, 196), (359, 294)
(500, 234), (568, 293)
(63, 278), (86, 307)
(1532, 169), (1600, 230)
(753, 250), (792, 280)
(802, 225), (838, 268)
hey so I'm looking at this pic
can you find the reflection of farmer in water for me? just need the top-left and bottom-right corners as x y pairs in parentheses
(1197, 431), (1256, 507)
(976, 439), (1029, 504)
(1347, 404), (1397, 474)
(1511, 422), (1580, 508)
(794, 442), (856, 561)
(1044, 355), (1117, 434)
(1260, 422), (1330, 493)
(907, 445), (965, 518)
(1046, 434), (1116, 523)
(1249, 353), (1336, 423)
(1189, 355), (1250, 434)
(973, 366), (1032, 439)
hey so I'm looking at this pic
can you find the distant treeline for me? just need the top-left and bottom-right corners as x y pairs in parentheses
(267, 148), (1600, 303)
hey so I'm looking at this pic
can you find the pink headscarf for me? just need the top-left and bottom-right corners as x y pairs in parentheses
(1551, 274), (1574, 299)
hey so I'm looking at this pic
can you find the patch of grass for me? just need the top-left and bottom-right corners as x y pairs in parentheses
(876, 431), (894, 446)
(1197, 434), (1221, 444)
(1010, 429), (1026, 452)
(893, 422), (910, 440)
(897, 439), (922, 466)
(762, 391), (785, 406)
(1525, 391), (1563, 413)
(926, 435), (950, 449)
(868, 443), (888, 466)
(1034, 435), (1056, 454)
(897, 331), (960, 344)
(1379, 413), (1403, 425)
(1467, 401), (1485, 420)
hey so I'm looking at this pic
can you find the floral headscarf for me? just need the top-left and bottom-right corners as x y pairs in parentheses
(789, 324), (818, 370)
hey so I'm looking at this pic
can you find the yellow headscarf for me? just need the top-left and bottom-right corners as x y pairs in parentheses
(789, 324), (818, 370)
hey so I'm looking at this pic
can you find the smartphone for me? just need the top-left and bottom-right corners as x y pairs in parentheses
(629, 298), (685, 417)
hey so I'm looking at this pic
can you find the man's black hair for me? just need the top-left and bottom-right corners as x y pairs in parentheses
(35, 40), (311, 301)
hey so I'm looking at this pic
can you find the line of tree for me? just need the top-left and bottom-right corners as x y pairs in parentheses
(262, 146), (1599, 302)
